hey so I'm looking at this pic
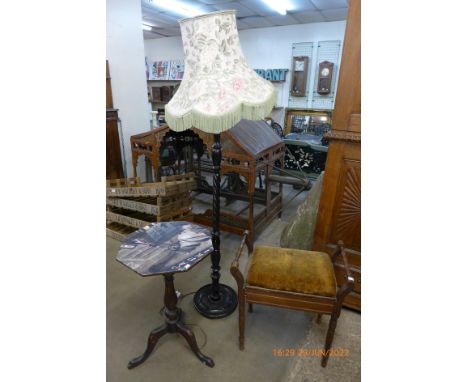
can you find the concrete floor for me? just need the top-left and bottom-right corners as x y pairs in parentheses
(107, 185), (360, 382)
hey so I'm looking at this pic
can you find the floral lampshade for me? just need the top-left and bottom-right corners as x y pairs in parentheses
(165, 10), (276, 133)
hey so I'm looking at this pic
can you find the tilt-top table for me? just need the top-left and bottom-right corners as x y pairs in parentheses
(116, 221), (215, 368)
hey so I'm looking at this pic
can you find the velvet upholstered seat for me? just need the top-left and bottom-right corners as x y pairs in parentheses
(231, 233), (355, 368)
(246, 246), (337, 297)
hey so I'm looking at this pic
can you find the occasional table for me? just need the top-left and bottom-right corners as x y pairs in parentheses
(116, 221), (215, 368)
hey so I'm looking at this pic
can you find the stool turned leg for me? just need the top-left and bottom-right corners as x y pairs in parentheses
(239, 298), (245, 350)
(321, 312), (338, 367)
(248, 303), (253, 313)
(321, 241), (354, 367)
(248, 232), (254, 254)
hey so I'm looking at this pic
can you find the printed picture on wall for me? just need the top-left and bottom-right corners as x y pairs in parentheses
(151, 61), (170, 80)
(168, 60), (185, 80)
(145, 57), (149, 80)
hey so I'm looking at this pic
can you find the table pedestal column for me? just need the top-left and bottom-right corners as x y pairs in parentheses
(128, 274), (214, 369)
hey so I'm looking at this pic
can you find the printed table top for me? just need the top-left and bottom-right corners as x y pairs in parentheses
(116, 221), (213, 276)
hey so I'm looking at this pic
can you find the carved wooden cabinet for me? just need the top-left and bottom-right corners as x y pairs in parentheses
(106, 60), (124, 180)
(107, 109), (124, 180)
(313, 0), (361, 311)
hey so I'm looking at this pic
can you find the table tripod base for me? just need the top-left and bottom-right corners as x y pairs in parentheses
(128, 310), (214, 369)
(193, 284), (238, 319)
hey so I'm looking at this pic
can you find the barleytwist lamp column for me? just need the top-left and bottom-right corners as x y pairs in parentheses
(164, 10), (276, 319)
(192, 134), (238, 318)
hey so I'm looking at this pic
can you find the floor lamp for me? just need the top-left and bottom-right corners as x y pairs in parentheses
(165, 10), (276, 318)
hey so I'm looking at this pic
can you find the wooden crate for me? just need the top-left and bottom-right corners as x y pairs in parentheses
(106, 216), (194, 242)
(106, 222), (136, 241)
(158, 209), (194, 223)
(107, 207), (192, 227)
(106, 177), (141, 188)
(106, 193), (192, 216)
(106, 173), (196, 198)
(106, 209), (152, 229)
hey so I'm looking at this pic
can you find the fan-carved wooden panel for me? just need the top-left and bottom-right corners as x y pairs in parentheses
(330, 159), (361, 252)
(311, 0), (360, 311)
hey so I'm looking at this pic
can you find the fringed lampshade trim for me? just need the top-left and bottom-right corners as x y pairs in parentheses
(165, 89), (277, 133)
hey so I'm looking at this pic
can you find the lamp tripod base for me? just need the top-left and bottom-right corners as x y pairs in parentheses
(193, 284), (237, 319)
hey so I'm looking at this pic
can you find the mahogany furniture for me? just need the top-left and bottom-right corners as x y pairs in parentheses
(231, 232), (354, 367)
(107, 108), (124, 180)
(131, 126), (167, 180)
(116, 221), (215, 368)
(283, 135), (328, 179)
(313, 0), (361, 311)
(131, 125), (204, 181)
(281, 109), (331, 179)
(106, 60), (124, 180)
(194, 120), (285, 248)
(193, 132), (239, 319)
(130, 120), (286, 247)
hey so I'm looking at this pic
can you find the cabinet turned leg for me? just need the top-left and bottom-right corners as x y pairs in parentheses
(127, 324), (168, 369)
(249, 232), (254, 250)
(321, 313), (338, 368)
(176, 322), (214, 367)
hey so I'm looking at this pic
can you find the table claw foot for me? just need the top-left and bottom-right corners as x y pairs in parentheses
(176, 322), (215, 367)
(127, 324), (168, 369)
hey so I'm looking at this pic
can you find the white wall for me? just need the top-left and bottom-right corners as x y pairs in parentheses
(144, 20), (347, 123)
(107, 0), (150, 178)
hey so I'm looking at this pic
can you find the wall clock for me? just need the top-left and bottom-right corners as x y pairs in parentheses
(317, 61), (334, 95)
(290, 56), (309, 97)
(294, 60), (305, 72)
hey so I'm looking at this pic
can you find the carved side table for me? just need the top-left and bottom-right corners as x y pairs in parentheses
(116, 221), (215, 368)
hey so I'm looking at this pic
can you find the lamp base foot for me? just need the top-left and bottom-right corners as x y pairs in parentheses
(193, 284), (237, 319)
